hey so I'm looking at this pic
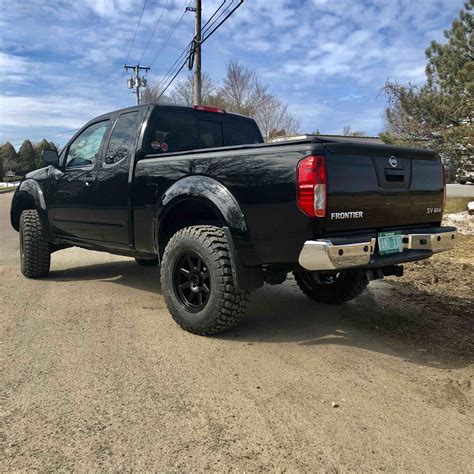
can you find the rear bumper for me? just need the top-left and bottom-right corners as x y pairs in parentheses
(298, 226), (457, 271)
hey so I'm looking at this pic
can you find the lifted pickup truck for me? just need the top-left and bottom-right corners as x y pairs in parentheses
(11, 104), (457, 335)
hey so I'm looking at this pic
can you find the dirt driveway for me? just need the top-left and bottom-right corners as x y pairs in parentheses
(1, 192), (472, 471)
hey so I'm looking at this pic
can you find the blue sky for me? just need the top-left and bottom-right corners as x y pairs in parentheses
(0, 0), (464, 148)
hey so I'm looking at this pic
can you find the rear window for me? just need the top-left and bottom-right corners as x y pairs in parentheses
(198, 120), (223, 149)
(147, 109), (262, 154)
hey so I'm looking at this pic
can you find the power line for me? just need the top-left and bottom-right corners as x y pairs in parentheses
(115, 0), (149, 107)
(148, 0), (192, 68)
(125, 0), (148, 65)
(155, 0), (243, 101)
(138, 0), (170, 64)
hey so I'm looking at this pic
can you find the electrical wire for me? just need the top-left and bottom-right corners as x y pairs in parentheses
(148, 0), (192, 68)
(138, 0), (170, 64)
(155, 1), (232, 90)
(115, 0), (148, 107)
(157, 0), (244, 99)
(124, 0), (148, 65)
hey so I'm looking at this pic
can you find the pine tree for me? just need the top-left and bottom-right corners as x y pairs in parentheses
(17, 140), (37, 174)
(0, 142), (19, 175)
(381, 1), (473, 180)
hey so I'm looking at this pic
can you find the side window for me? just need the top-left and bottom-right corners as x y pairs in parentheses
(198, 120), (223, 149)
(105, 111), (140, 165)
(226, 120), (263, 146)
(149, 111), (197, 153)
(66, 121), (108, 168)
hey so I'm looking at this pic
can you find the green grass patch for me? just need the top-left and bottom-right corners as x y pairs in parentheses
(445, 197), (472, 213)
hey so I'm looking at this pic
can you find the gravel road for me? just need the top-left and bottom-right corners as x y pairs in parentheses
(1, 192), (472, 471)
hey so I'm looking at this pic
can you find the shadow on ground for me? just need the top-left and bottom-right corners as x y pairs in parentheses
(48, 260), (473, 369)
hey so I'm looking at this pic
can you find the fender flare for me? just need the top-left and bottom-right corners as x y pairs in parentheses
(156, 175), (249, 242)
(156, 176), (263, 290)
(10, 180), (53, 240)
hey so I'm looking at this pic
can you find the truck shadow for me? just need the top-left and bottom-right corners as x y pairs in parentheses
(49, 260), (473, 369)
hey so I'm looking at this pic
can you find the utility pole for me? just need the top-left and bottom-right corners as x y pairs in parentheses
(187, 0), (202, 105)
(124, 64), (150, 105)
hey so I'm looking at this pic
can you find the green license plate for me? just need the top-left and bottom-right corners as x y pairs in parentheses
(378, 231), (403, 255)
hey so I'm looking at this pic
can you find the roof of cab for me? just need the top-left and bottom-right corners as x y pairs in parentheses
(91, 103), (256, 123)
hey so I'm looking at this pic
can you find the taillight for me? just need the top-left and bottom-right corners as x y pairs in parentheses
(297, 155), (327, 217)
(441, 161), (446, 211)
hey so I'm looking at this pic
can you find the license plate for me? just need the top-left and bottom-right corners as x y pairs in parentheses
(378, 231), (403, 255)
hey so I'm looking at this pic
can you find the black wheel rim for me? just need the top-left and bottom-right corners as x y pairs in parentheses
(173, 252), (211, 313)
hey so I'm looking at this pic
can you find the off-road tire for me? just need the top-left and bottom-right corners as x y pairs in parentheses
(293, 269), (368, 304)
(161, 226), (249, 335)
(458, 180), (467, 185)
(19, 209), (51, 278)
(135, 257), (159, 266)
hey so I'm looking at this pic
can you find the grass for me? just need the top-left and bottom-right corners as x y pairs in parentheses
(445, 197), (472, 213)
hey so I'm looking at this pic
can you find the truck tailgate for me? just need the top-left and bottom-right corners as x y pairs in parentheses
(323, 143), (444, 232)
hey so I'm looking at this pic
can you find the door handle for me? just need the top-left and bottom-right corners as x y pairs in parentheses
(85, 181), (92, 187)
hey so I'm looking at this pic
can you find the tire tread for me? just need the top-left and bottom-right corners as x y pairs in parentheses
(161, 226), (248, 335)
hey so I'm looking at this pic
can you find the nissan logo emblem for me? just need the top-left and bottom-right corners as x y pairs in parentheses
(389, 156), (398, 168)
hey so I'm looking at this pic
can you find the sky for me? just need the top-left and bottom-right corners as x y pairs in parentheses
(0, 0), (465, 148)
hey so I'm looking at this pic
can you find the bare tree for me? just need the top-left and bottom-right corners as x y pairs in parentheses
(169, 73), (218, 106)
(142, 61), (299, 139)
(142, 84), (174, 105)
(217, 61), (299, 139)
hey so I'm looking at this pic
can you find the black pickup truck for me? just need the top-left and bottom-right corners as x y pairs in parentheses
(11, 104), (457, 335)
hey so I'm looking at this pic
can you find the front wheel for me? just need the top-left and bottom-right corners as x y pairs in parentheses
(293, 269), (368, 304)
(19, 209), (51, 278)
(160, 226), (249, 335)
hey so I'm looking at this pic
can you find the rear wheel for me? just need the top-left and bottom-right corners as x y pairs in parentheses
(161, 226), (249, 335)
(135, 257), (159, 266)
(459, 180), (467, 185)
(293, 269), (368, 304)
(19, 209), (51, 278)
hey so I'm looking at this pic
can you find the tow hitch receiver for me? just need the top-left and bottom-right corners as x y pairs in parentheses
(367, 265), (404, 281)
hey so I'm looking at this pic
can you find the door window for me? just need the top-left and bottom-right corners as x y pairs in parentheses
(66, 121), (109, 168)
(105, 111), (141, 165)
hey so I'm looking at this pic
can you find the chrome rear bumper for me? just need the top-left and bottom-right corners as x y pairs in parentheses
(298, 227), (457, 271)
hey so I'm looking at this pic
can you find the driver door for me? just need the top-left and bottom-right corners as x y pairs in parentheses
(48, 120), (110, 241)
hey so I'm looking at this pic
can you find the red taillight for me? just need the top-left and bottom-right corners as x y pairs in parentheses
(194, 105), (226, 114)
(297, 155), (327, 217)
(441, 161), (446, 211)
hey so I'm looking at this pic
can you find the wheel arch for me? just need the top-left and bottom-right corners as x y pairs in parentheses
(10, 180), (52, 240)
(156, 175), (250, 257)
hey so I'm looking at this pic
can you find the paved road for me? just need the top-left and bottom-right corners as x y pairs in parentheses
(447, 183), (474, 197)
(1, 192), (472, 471)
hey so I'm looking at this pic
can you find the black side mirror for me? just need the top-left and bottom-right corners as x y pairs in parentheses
(42, 149), (59, 166)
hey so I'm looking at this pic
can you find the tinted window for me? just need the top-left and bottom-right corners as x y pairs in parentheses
(149, 111), (197, 153)
(66, 121), (108, 168)
(227, 120), (262, 146)
(105, 111), (140, 165)
(198, 120), (223, 149)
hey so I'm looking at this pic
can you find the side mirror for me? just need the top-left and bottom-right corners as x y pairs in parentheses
(42, 149), (59, 167)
